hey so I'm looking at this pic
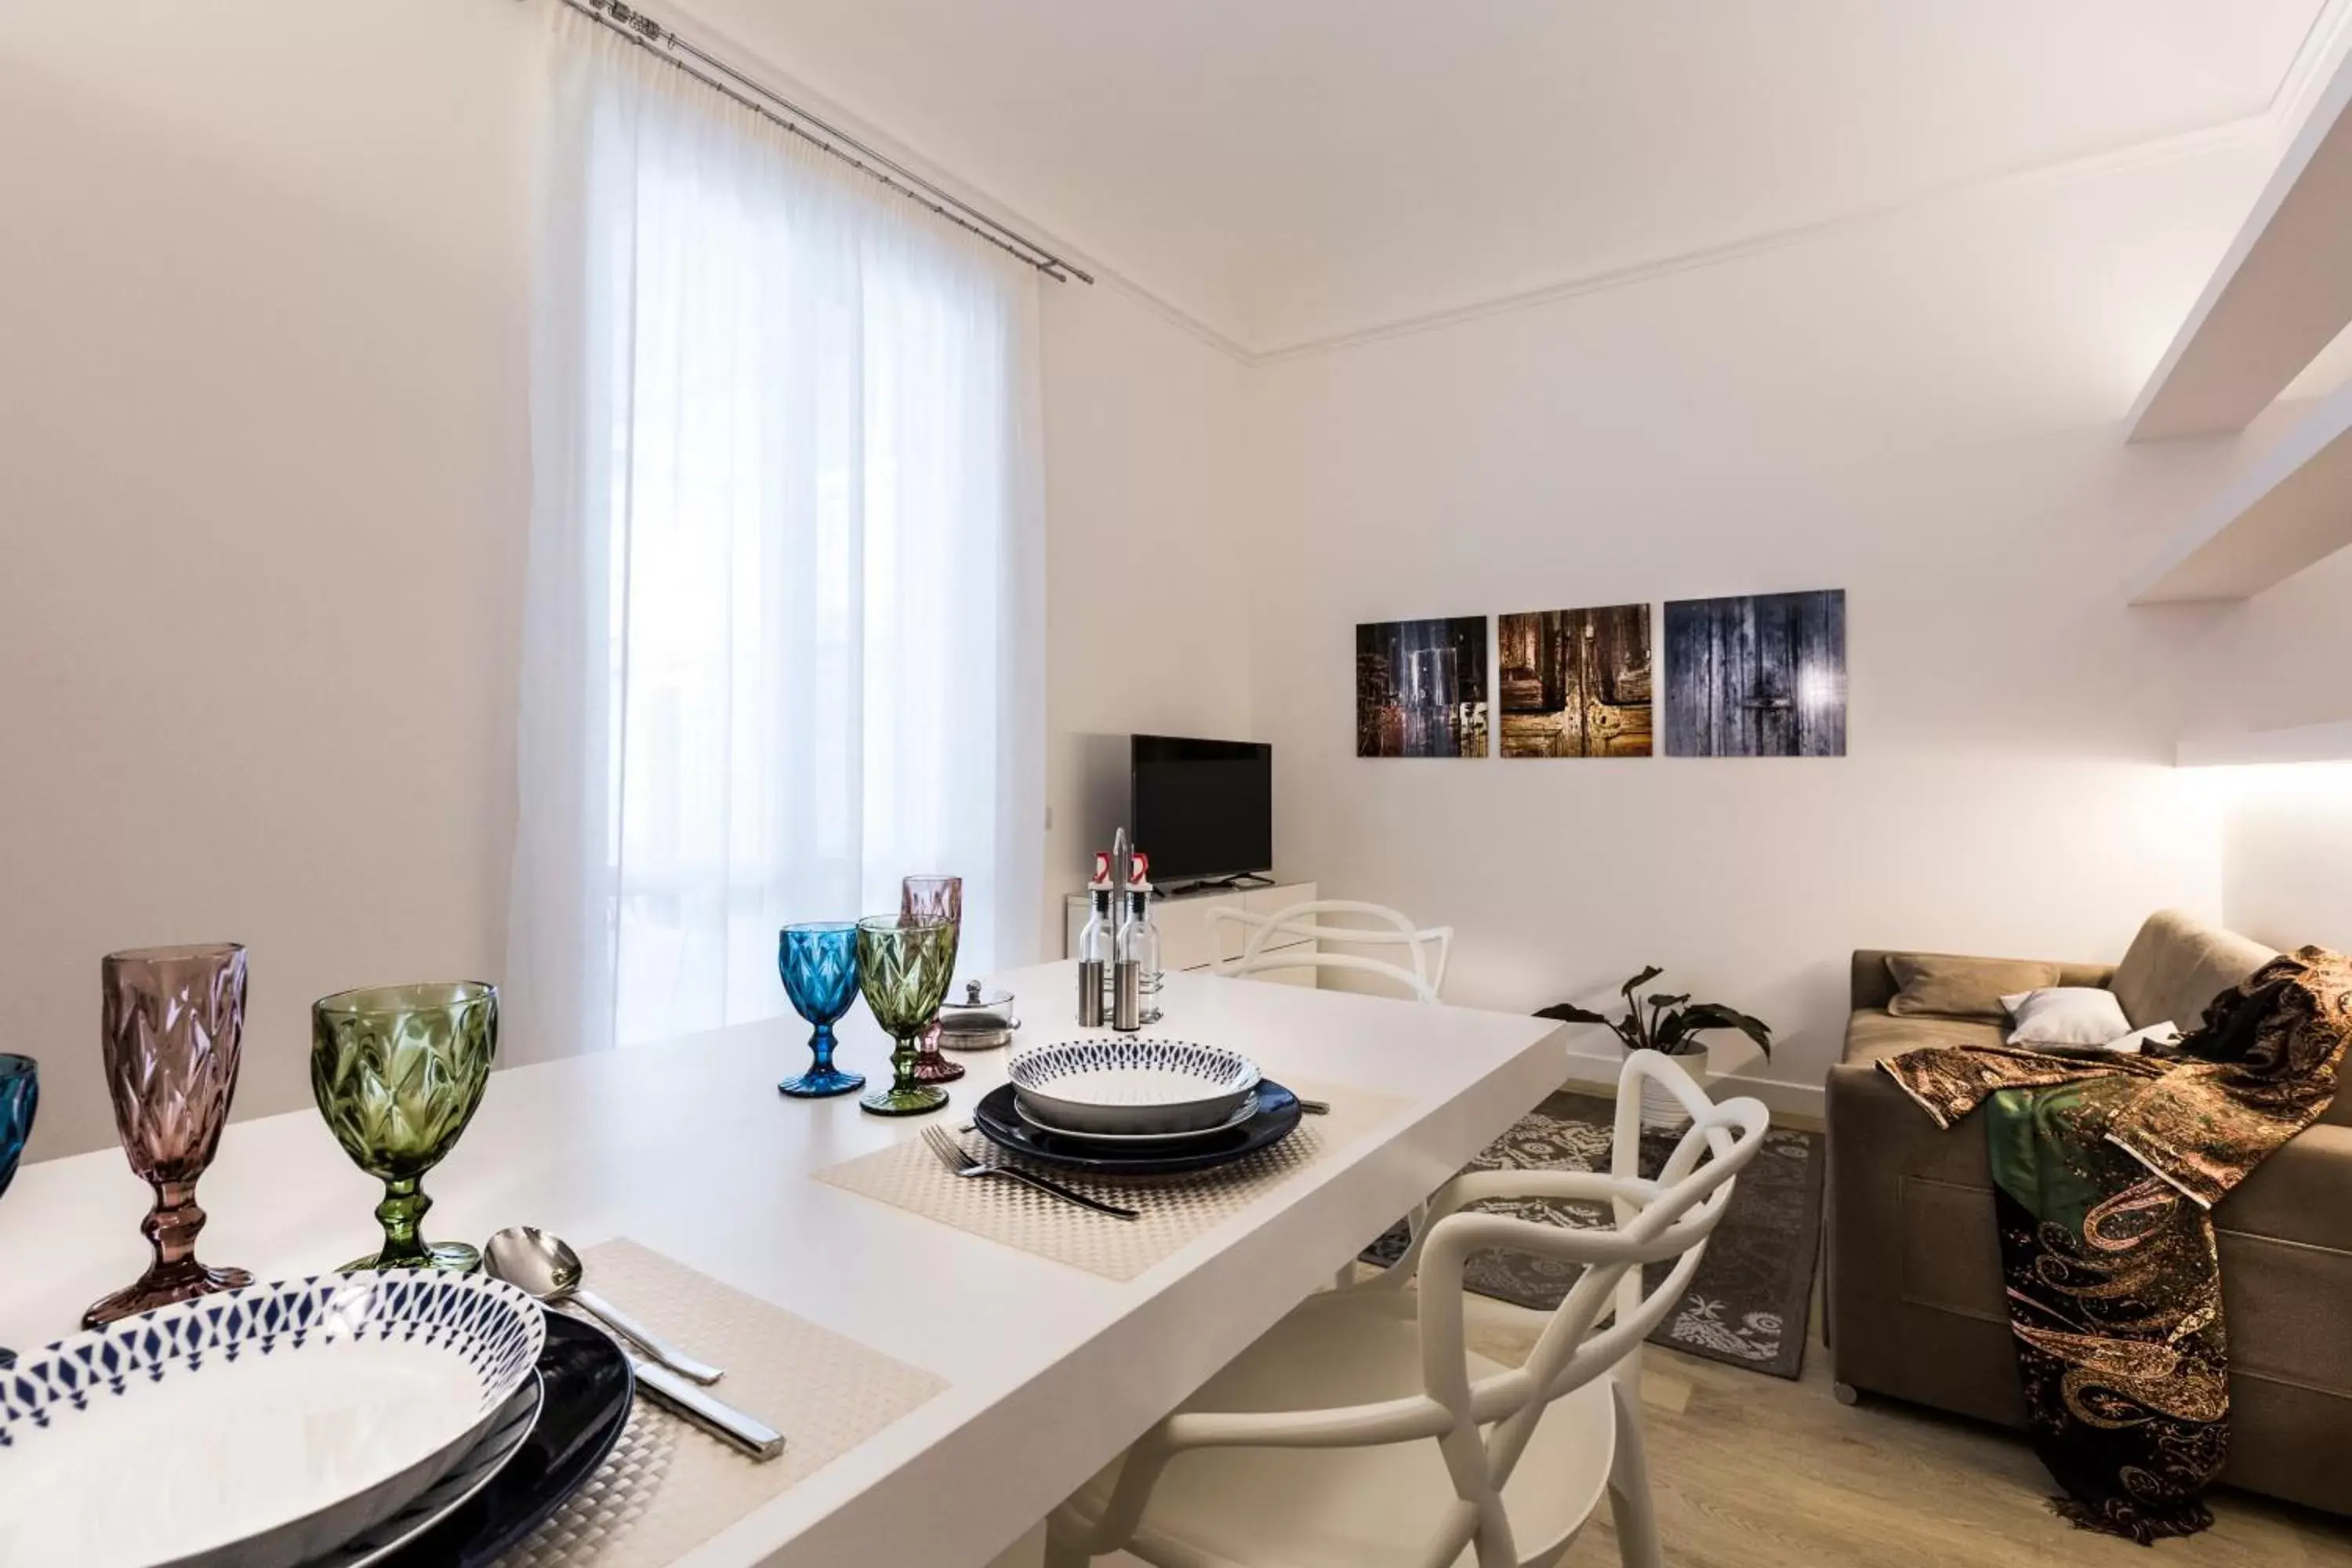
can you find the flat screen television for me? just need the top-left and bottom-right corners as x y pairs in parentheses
(1131, 735), (1272, 886)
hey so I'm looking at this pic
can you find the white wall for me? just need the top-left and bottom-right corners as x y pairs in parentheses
(0, 3), (1257, 1157)
(0, 2), (539, 1161)
(1039, 284), (1259, 952)
(2220, 762), (2352, 954)
(1243, 149), (2283, 1109)
(2180, 524), (2352, 953)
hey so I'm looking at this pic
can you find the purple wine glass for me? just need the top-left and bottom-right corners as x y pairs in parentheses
(900, 876), (964, 1084)
(84, 944), (253, 1327)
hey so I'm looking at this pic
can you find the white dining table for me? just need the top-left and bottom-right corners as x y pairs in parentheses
(0, 962), (1562, 1568)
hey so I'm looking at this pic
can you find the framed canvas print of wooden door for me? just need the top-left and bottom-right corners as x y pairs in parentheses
(1498, 604), (1652, 757)
(1355, 616), (1490, 758)
(1662, 590), (1846, 757)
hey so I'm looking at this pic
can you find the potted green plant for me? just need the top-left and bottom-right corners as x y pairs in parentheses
(1537, 967), (1772, 1127)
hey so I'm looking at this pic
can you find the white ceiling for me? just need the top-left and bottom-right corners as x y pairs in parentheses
(681, 0), (2336, 357)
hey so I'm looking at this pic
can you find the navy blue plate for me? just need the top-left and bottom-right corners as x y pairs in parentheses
(975, 1079), (1303, 1174)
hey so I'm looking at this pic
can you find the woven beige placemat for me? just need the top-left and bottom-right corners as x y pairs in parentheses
(499, 1239), (946, 1568)
(812, 1086), (1403, 1283)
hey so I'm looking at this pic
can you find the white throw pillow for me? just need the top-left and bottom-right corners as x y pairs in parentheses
(2017, 1019), (2183, 1058)
(1999, 987), (2133, 1050)
(2107, 1022), (2183, 1054)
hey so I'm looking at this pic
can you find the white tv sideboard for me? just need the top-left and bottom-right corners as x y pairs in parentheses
(1061, 881), (1318, 987)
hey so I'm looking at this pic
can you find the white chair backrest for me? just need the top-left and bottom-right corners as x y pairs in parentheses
(1385, 1050), (1768, 1566)
(1207, 900), (1454, 1003)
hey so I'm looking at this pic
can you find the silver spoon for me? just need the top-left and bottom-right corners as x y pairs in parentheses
(485, 1225), (725, 1385)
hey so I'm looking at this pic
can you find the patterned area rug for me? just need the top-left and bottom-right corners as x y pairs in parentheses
(1360, 1090), (1824, 1379)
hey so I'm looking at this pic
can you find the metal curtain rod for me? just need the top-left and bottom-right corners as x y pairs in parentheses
(546, 0), (1094, 284)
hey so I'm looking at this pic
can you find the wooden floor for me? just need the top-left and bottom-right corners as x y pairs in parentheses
(1523, 1297), (2352, 1568)
(989, 1279), (2352, 1568)
(991, 1101), (2352, 1567)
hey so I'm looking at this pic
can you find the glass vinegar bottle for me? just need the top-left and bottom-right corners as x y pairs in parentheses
(1117, 882), (1163, 1028)
(1076, 854), (1114, 1027)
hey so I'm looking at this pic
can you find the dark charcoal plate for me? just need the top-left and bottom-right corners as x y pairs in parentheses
(378, 1311), (633, 1567)
(974, 1079), (1302, 1174)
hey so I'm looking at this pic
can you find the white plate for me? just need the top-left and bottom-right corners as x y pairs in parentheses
(1014, 1090), (1260, 1144)
(0, 1272), (544, 1568)
(310, 1370), (543, 1568)
(1008, 1038), (1261, 1134)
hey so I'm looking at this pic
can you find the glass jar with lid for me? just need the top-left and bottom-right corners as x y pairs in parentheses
(935, 979), (1020, 1051)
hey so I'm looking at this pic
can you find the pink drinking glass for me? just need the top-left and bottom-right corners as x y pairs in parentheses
(900, 875), (964, 1084)
(84, 943), (254, 1327)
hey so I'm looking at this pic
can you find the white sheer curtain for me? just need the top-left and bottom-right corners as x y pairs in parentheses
(508, 11), (1045, 1059)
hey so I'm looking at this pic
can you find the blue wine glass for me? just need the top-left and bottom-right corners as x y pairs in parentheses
(779, 923), (865, 1098)
(0, 1054), (38, 1368)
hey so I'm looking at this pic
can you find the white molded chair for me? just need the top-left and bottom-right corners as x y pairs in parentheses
(1207, 901), (1454, 1003)
(1044, 1051), (1767, 1568)
(1207, 904), (1452, 1284)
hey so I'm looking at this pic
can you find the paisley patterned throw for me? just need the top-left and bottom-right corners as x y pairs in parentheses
(1882, 947), (2352, 1543)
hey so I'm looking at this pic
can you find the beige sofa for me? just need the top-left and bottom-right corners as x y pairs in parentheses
(1826, 910), (2352, 1515)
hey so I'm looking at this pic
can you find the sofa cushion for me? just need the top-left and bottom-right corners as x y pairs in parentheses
(1851, 949), (2112, 1011)
(1838, 1010), (2001, 1190)
(2215, 1123), (2352, 1260)
(1886, 954), (2060, 1019)
(2111, 909), (2276, 1037)
(1842, 1006), (2007, 1069)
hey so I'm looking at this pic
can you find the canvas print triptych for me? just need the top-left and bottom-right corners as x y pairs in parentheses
(1356, 590), (1845, 759)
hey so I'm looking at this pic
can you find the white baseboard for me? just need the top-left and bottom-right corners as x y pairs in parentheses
(1556, 1049), (1826, 1124)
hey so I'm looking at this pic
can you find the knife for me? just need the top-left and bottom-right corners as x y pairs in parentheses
(630, 1352), (786, 1461)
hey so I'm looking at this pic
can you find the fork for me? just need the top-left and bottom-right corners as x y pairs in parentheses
(918, 1126), (1140, 1221)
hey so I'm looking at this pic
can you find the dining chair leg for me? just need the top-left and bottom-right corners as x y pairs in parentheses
(1328, 1198), (1428, 1290)
(1523, 1540), (1576, 1568)
(1041, 1515), (1093, 1568)
(1606, 1371), (1664, 1568)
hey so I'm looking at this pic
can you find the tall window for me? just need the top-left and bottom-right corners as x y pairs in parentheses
(508, 13), (1044, 1059)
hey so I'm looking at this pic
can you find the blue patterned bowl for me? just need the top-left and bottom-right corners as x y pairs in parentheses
(1009, 1036), (1262, 1134)
(0, 1271), (543, 1568)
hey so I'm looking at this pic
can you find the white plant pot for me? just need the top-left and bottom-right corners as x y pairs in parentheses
(1638, 1055), (1713, 1129)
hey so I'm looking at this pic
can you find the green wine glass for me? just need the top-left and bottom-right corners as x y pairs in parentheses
(856, 916), (956, 1116)
(311, 982), (498, 1272)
